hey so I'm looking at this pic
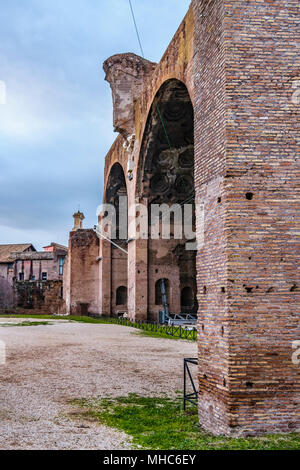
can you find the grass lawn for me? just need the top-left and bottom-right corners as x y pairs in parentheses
(0, 321), (50, 327)
(71, 394), (300, 450)
(0, 314), (196, 341)
(0, 314), (104, 322)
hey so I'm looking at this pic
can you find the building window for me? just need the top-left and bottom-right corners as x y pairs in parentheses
(155, 279), (170, 306)
(59, 256), (65, 275)
(116, 286), (127, 305)
(19, 273), (24, 281)
(8, 263), (14, 271)
(42, 272), (47, 281)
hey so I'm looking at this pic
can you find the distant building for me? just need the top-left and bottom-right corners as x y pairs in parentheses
(0, 242), (67, 310)
(0, 244), (35, 307)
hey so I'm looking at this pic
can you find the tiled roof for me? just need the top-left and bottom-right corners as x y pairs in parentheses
(0, 244), (35, 263)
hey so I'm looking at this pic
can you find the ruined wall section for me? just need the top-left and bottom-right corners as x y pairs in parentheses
(193, 0), (229, 436)
(223, 0), (300, 434)
(133, 5), (195, 149)
(100, 141), (128, 317)
(127, 5), (195, 321)
(193, 0), (299, 436)
(15, 280), (64, 315)
(104, 54), (157, 140)
(66, 229), (99, 316)
(102, 4), (195, 207)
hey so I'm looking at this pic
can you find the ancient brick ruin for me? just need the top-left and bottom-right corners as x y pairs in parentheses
(0, 243), (67, 313)
(64, 0), (299, 436)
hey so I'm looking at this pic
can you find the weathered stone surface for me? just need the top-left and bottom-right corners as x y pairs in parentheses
(103, 53), (156, 140)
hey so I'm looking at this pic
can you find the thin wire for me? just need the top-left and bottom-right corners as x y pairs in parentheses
(128, 0), (145, 58)
(94, 225), (128, 255)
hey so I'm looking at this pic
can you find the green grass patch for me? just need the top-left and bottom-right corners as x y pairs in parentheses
(0, 314), (66, 320)
(0, 315), (196, 341)
(0, 321), (50, 327)
(134, 329), (192, 341)
(0, 314), (105, 323)
(71, 394), (300, 450)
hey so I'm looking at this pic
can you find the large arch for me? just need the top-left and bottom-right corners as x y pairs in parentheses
(100, 162), (128, 317)
(133, 79), (197, 322)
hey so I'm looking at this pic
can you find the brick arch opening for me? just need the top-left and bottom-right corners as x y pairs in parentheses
(136, 79), (197, 321)
(105, 162), (128, 240)
(105, 163), (128, 317)
(116, 286), (127, 306)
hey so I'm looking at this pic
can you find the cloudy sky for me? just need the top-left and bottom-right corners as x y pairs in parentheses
(0, 0), (190, 249)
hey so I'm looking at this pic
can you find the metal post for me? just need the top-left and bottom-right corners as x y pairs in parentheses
(183, 359), (187, 410)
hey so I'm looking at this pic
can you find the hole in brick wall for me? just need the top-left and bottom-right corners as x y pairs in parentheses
(246, 192), (254, 200)
(203, 286), (207, 294)
(256, 286), (259, 289)
(221, 287), (225, 293)
(203, 374), (207, 380)
(248, 256), (252, 260)
(223, 378), (226, 387)
(138, 270), (140, 274)
(221, 326), (224, 337)
(246, 382), (253, 388)
(244, 286), (253, 293)
(202, 324), (205, 332)
(267, 287), (274, 293)
(229, 279), (235, 283)
(217, 197), (221, 203)
(155, 269), (158, 273)
(290, 284), (298, 292)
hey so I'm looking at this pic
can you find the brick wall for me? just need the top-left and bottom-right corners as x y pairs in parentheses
(0, 276), (15, 308)
(14, 280), (64, 314)
(224, 0), (300, 435)
(193, 0), (299, 435)
(64, 229), (100, 316)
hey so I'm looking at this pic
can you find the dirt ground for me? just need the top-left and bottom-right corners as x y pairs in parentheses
(0, 319), (197, 450)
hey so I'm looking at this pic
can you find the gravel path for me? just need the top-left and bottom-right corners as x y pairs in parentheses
(0, 320), (196, 450)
